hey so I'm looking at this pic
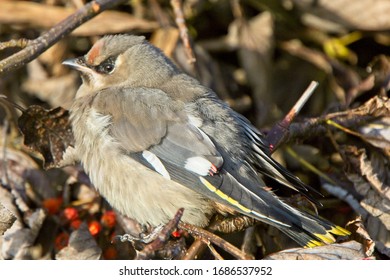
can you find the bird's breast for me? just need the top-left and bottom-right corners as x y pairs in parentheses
(69, 101), (214, 227)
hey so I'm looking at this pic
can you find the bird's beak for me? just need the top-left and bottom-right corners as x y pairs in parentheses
(62, 57), (91, 74)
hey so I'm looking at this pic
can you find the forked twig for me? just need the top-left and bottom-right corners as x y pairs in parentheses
(179, 222), (254, 260)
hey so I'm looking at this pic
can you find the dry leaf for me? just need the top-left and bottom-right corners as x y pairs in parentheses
(0, 1), (158, 36)
(0, 146), (55, 202)
(0, 203), (16, 235)
(341, 146), (390, 256)
(346, 217), (375, 256)
(327, 96), (390, 152)
(1, 209), (46, 259)
(352, 95), (390, 120)
(0, 146), (40, 191)
(264, 241), (370, 260)
(18, 105), (75, 169)
(56, 223), (102, 260)
(292, 0), (390, 32)
(359, 117), (390, 153)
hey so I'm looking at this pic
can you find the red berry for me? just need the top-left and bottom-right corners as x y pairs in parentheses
(43, 197), (63, 215)
(101, 210), (116, 228)
(88, 220), (102, 236)
(63, 207), (79, 221)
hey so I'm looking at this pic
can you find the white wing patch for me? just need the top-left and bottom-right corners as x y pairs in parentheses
(188, 114), (203, 127)
(142, 150), (171, 179)
(185, 156), (214, 176)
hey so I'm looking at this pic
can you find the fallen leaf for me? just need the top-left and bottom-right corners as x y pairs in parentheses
(0, 203), (16, 235)
(18, 106), (75, 169)
(1, 209), (46, 259)
(292, 0), (390, 32)
(359, 117), (390, 153)
(264, 241), (371, 260)
(56, 223), (102, 260)
(0, 1), (158, 36)
(340, 146), (390, 256)
(346, 217), (375, 256)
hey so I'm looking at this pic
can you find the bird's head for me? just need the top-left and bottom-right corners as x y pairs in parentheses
(63, 34), (180, 97)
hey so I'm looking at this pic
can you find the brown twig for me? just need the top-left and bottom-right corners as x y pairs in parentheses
(207, 243), (224, 260)
(266, 81), (319, 153)
(0, 0), (126, 75)
(0, 38), (30, 51)
(170, 0), (196, 65)
(181, 216), (219, 260)
(149, 0), (171, 27)
(231, 0), (244, 19)
(179, 222), (254, 260)
(182, 238), (207, 260)
(135, 208), (184, 260)
(182, 215), (257, 259)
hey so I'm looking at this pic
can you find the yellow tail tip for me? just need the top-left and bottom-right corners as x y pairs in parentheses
(306, 226), (351, 248)
(330, 226), (351, 236)
(314, 232), (336, 244)
(306, 240), (324, 248)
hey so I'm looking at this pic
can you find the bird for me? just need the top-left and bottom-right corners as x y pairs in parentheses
(62, 34), (350, 248)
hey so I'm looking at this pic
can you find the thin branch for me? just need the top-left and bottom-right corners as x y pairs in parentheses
(207, 243), (224, 260)
(179, 222), (254, 260)
(0, 38), (30, 51)
(266, 81), (319, 152)
(0, 0), (126, 75)
(170, 0), (196, 64)
(182, 239), (207, 260)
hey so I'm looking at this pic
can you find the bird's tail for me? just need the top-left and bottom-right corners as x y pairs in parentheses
(274, 205), (350, 247)
(201, 171), (350, 247)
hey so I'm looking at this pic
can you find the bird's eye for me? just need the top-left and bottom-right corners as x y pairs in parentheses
(96, 57), (116, 74)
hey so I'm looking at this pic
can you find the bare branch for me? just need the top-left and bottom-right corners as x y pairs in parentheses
(0, 0), (126, 75)
(267, 81), (319, 152)
(170, 0), (196, 65)
(179, 222), (254, 260)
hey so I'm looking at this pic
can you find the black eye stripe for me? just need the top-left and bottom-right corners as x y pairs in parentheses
(95, 56), (116, 74)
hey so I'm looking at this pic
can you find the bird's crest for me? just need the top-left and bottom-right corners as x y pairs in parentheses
(87, 40), (104, 65)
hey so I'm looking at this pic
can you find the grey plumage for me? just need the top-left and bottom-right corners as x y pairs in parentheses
(63, 34), (349, 247)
